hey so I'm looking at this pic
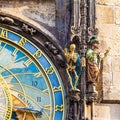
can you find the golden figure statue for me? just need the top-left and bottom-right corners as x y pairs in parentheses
(64, 44), (82, 90)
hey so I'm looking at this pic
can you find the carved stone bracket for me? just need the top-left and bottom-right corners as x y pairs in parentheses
(86, 92), (97, 103)
(67, 90), (80, 120)
(86, 82), (98, 103)
(71, 26), (82, 41)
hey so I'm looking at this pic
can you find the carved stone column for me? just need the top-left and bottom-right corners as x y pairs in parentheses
(67, 0), (98, 119)
(80, 0), (88, 119)
(86, 0), (98, 103)
(67, 1), (82, 120)
(67, 90), (80, 120)
(71, 0), (81, 41)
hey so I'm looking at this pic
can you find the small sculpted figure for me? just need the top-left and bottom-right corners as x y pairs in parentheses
(64, 44), (82, 90)
(86, 37), (110, 92)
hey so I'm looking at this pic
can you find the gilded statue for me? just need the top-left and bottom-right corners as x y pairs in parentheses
(64, 44), (82, 90)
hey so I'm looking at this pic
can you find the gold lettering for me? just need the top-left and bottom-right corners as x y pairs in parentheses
(0, 28), (8, 38)
(24, 59), (32, 67)
(53, 86), (62, 92)
(18, 37), (27, 46)
(34, 50), (42, 59)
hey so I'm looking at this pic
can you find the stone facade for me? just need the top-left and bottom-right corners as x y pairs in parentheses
(94, 0), (120, 119)
(0, 0), (70, 46)
(93, 104), (120, 120)
(0, 0), (120, 120)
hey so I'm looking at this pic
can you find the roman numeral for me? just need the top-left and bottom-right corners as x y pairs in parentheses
(24, 59), (32, 67)
(12, 37), (27, 56)
(12, 49), (18, 56)
(34, 72), (42, 78)
(53, 86), (62, 92)
(18, 37), (27, 46)
(0, 28), (8, 38)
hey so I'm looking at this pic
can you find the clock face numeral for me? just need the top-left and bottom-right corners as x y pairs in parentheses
(32, 81), (38, 87)
(24, 59), (32, 67)
(37, 97), (41, 102)
(12, 49), (18, 56)
(12, 37), (27, 56)
(0, 43), (7, 54)
(18, 37), (27, 47)
(0, 28), (8, 38)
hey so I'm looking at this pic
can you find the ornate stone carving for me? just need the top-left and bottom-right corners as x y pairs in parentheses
(87, 0), (99, 42)
(45, 42), (66, 67)
(88, 27), (98, 40)
(71, 26), (81, 41)
(67, 90), (80, 120)
(22, 24), (36, 35)
(45, 42), (59, 55)
(0, 16), (17, 25)
(71, 0), (81, 41)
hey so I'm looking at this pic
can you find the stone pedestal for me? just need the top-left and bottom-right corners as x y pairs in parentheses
(87, 82), (98, 103)
(67, 90), (80, 120)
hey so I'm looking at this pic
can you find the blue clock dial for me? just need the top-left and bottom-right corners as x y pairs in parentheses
(0, 27), (66, 120)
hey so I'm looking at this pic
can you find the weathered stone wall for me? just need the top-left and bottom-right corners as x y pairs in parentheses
(0, 0), (71, 47)
(0, 0), (57, 41)
(94, 0), (120, 119)
(93, 104), (120, 120)
(0, 0), (55, 26)
(96, 0), (120, 101)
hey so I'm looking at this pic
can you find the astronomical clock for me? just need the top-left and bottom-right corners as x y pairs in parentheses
(0, 23), (66, 120)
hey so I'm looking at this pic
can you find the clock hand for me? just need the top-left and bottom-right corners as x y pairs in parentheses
(13, 106), (43, 114)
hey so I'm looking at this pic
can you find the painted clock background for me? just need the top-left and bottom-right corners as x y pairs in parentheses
(0, 27), (66, 120)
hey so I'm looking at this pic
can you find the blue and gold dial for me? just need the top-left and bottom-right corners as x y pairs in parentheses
(0, 27), (66, 120)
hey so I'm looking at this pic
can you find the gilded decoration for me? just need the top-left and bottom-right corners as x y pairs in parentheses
(64, 44), (82, 91)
